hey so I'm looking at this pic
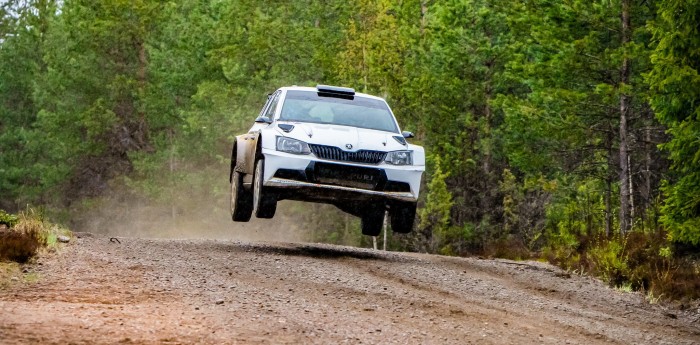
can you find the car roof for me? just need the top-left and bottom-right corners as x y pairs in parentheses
(277, 86), (387, 102)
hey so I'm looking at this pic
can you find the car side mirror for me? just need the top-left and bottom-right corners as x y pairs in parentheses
(255, 116), (272, 124)
(402, 131), (414, 139)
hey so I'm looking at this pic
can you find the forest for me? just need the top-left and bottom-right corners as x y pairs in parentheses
(0, 0), (698, 300)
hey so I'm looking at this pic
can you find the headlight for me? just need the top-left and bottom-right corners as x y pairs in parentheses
(276, 136), (311, 155)
(385, 151), (412, 165)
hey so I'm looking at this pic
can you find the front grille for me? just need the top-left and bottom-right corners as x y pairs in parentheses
(309, 144), (386, 164)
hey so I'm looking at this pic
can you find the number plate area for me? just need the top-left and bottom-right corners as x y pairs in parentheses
(313, 162), (384, 190)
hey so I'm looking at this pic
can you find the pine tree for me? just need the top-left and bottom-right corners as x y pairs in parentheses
(501, 0), (659, 239)
(33, 0), (161, 201)
(0, 0), (56, 209)
(648, 0), (700, 245)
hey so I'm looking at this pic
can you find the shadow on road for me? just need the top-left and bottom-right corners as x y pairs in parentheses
(239, 242), (390, 261)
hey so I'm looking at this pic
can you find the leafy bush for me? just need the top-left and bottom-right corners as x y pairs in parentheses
(587, 236), (630, 287)
(0, 210), (19, 228)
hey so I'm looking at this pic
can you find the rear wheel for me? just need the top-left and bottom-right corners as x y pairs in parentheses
(390, 202), (417, 234)
(253, 158), (277, 219)
(230, 170), (253, 222)
(361, 203), (385, 236)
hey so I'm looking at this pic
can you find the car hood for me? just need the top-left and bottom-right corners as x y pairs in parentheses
(276, 122), (407, 152)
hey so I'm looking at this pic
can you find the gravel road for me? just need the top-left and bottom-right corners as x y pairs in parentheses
(1, 234), (698, 344)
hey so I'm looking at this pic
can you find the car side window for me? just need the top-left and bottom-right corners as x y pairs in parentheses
(263, 91), (280, 120)
(258, 94), (273, 118)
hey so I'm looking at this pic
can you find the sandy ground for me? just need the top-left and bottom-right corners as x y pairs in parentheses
(0, 234), (698, 344)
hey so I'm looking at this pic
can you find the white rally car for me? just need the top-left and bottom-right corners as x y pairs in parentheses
(229, 85), (425, 236)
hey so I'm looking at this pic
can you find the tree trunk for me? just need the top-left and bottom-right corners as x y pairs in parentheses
(605, 177), (612, 238)
(643, 125), (652, 224)
(137, 40), (150, 149)
(420, 1), (428, 35)
(383, 211), (388, 251)
(618, 0), (631, 235)
(169, 129), (176, 222)
(361, 36), (368, 93)
(605, 128), (614, 238)
(483, 70), (493, 177)
(628, 155), (635, 220)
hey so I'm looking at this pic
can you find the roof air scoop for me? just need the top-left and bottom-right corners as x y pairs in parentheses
(316, 84), (355, 99)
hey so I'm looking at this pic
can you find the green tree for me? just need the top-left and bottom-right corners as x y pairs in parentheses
(0, 0), (56, 210)
(419, 156), (455, 253)
(647, 0), (700, 245)
(415, 0), (519, 252)
(334, 0), (407, 95)
(33, 0), (161, 202)
(501, 0), (660, 240)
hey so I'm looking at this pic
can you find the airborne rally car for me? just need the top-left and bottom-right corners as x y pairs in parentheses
(229, 85), (425, 236)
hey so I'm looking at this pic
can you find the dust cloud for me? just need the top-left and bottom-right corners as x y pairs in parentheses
(68, 186), (311, 244)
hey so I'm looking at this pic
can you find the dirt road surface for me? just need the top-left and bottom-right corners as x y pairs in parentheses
(1, 234), (698, 344)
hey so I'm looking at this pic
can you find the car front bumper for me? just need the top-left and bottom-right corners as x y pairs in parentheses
(261, 148), (423, 203)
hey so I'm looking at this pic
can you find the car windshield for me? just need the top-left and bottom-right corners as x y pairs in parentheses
(279, 90), (399, 133)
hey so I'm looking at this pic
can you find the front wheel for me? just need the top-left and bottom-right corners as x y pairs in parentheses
(253, 158), (277, 219)
(230, 170), (253, 222)
(390, 202), (417, 234)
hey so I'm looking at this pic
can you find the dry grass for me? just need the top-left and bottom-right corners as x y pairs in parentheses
(0, 261), (22, 289)
(0, 209), (69, 264)
(484, 235), (532, 260)
(544, 230), (700, 302)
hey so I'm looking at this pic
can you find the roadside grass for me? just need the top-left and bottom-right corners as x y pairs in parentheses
(646, 292), (663, 305)
(615, 283), (634, 293)
(0, 208), (72, 264)
(543, 230), (700, 303)
(0, 261), (43, 290)
(0, 262), (22, 289)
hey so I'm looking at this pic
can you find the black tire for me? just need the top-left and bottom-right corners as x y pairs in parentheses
(230, 170), (253, 222)
(253, 158), (277, 219)
(361, 204), (385, 236)
(390, 202), (417, 234)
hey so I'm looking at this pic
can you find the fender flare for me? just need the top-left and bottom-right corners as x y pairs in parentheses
(229, 141), (237, 183)
(229, 135), (252, 181)
(255, 132), (264, 160)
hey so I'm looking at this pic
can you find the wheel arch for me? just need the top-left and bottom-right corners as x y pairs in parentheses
(228, 138), (238, 183)
(229, 136), (246, 182)
(255, 133), (264, 161)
